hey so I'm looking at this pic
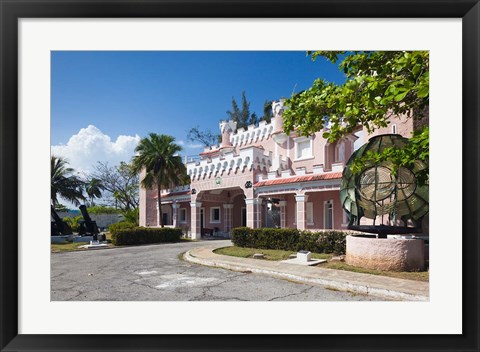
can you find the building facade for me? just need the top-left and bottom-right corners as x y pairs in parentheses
(139, 100), (417, 239)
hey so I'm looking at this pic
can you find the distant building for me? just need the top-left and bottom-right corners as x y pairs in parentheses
(139, 100), (418, 239)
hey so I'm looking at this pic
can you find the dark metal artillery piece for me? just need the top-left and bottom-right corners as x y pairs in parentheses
(51, 205), (72, 236)
(78, 205), (101, 241)
(340, 134), (429, 238)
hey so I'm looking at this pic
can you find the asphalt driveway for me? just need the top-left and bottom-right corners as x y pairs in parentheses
(51, 240), (385, 301)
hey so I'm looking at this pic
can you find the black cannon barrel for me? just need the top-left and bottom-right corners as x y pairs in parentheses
(51, 205), (62, 222)
(79, 205), (100, 236)
(79, 205), (92, 222)
(51, 205), (72, 236)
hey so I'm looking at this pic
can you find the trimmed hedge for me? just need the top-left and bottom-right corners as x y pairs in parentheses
(111, 227), (183, 246)
(109, 221), (136, 235)
(231, 227), (349, 255)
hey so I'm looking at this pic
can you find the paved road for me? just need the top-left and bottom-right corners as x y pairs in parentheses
(51, 240), (385, 301)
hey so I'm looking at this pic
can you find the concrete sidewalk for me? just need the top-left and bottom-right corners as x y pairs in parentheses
(184, 241), (429, 301)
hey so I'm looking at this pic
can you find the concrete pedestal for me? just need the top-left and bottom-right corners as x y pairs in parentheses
(346, 235), (425, 271)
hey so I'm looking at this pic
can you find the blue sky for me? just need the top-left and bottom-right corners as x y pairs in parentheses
(51, 51), (346, 173)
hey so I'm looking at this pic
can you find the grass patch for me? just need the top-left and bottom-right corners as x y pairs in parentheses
(51, 242), (86, 252)
(214, 246), (332, 261)
(215, 246), (428, 282)
(51, 237), (114, 253)
(324, 262), (429, 282)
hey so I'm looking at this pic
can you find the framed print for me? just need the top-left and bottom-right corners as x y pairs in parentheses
(1, 0), (479, 351)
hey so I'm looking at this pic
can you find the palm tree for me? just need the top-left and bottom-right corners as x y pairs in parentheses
(51, 156), (85, 207)
(131, 133), (188, 227)
(85, 177), (104, 206)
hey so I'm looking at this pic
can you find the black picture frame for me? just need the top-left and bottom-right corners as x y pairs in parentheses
(1, 1), (478, 351)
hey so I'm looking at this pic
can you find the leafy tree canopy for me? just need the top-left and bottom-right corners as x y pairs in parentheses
(283, 51), (429, 140)
(260, 100), (274, 124)
(227, 91), (260, 130)
(283, 51), (429, 182)
(51, 156), (85, 207)
(91, 161), (139, 212)
(187, 126), (220, 147)
(84, 177), (104, 206)
(187, 92), (273, 148)
(131, 133), (189, 227)
(86, 205), (121, 215)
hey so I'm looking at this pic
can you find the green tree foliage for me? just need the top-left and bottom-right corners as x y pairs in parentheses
(131, 133), (189, 227)
(260, 100), (273, 124)
(187, 91), (266, 148)
(63, 215), (83, 233)
(84, 177), (104, 206)
(227, 91), (258, 129)
(51, 156), (85, 207)
(283, 51), (429, 180)
(186, 126), (220, 147)
(86, 205), (120, 214)
(122, 208), (140, 226)
(91, 161), (139, 212)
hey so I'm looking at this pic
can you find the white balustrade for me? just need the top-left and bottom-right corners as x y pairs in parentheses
(187, 146), (274, 181)
(230, 117), (276, 147)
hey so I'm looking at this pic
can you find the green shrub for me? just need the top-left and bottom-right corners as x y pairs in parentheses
(87, 205), (121, 215)
(231, 227), (349, 255)
(316, 230), (349, 254)
(109, 221), (136, 235)
(63, 216), (82, 233)
(229, 227), (251, 247)
(122, 208), (139, 226)
(111, 227), (182, 246)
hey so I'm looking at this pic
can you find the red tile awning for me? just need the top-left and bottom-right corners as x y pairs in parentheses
(254, 172), (343, 187)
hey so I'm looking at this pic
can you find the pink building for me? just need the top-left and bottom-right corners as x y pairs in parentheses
(139, 100), (417, 239)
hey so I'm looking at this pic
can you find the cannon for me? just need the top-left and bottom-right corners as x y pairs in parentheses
(51, 205), (72, 236)
(78, 205), (101, 241)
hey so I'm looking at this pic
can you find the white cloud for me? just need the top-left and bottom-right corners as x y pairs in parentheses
(51, 125), (141, 174)
(186, 143), (204, 149)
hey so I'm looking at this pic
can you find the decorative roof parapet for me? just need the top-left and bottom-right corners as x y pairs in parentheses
(230, 117), (276, 147)
(187, 145), (274, 181)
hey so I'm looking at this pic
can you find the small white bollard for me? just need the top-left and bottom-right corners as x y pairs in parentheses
(297, 250), (311, 262)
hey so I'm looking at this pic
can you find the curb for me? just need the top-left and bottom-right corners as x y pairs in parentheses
(184, 250), (429, 301)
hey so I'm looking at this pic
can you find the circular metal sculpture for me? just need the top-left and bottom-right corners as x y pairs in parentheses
(340, 134), (429, 237)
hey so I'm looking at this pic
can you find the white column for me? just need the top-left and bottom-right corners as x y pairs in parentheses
(278, 200), (287, 228)
(139, 168), (148, 227)
(172, 203), (179, 228)
(246, 198), (262, 228)
(190, 201), (202, 240)
(295, 194), (308, 230)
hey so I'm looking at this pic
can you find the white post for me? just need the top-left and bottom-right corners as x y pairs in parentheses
(295, 194), (308, 230)
(190, 201), (202, 240)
